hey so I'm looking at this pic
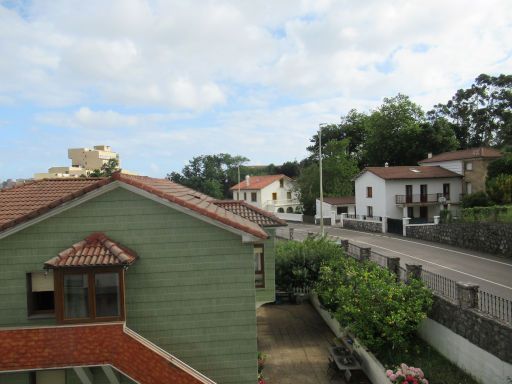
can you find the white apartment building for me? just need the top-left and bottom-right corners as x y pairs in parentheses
(315, 196), (355, 224)
(354, 166), (462, 223)
(34, 145), (135, 179)
(230, 174), (301, 214)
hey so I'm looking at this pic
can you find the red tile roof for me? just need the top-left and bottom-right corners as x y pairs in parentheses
(419, 147), (502, 163)
(230, 174), (289, 191)
(114, 174), (268, 239)
(363, 166), (462, 180)
(0, 174), (269, 240)
(213, 200), (287, 227)
(0, 178), (113, 232)
(323, 196), (355, 205)
(45, 233), (137, 268)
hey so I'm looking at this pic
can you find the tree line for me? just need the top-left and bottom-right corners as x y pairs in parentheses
(169, 74), (512, 214)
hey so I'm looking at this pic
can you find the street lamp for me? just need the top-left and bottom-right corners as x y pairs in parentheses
(319, 123), (327, 236)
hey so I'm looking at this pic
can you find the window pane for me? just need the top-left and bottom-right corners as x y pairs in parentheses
(95, 273), (120, 318)
(64, 274), (89, 319)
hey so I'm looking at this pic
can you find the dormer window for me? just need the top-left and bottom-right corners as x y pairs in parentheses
(279, 179), (284, 188)
(44, 233), (136, 324)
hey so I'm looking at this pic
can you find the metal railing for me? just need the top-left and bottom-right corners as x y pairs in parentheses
(345, 214), (382, 222)
(420, 269), (457, 301)
(395, 193), (443, 204)
(478, 290), (512, 324)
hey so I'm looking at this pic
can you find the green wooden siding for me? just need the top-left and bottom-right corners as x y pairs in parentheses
(0, 186), (276, 384)
(255, 228), (276, 305)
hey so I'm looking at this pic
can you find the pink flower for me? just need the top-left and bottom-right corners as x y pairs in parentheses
(390, 374), (397, 381)
(386, 370), (393, 377)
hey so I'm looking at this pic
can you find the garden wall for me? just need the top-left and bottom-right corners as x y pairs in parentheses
(342, 218), (383, 233)
(406, 222), (512, 257)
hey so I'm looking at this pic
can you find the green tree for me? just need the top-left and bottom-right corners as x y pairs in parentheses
(168, 154), (249, 199)
(486, 174), (512, 205)
(88, 158), (120, 177)
(487, 153), (512, 180)
(429, 74), (512, 148)
(296, 139), (358, 215)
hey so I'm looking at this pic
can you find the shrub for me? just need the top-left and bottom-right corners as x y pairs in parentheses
(486, 174), (512, 205)
(439, 209), (452, 223)
(487, 154), (512, 180)
(461, 205), (512, 222)
(461, 191), (491, 208)
(316, 254), (432, 352)
(275, 237), (343, 290)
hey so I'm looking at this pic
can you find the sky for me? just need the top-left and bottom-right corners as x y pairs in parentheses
(0, 0), (511, 180)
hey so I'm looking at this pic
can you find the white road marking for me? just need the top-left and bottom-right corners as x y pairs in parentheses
(286, 226), (512, 291)
(350, 239), (512, 292)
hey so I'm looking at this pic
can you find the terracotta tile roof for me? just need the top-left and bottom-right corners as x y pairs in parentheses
(213, 200), (287, 227)
(419, 147), (502, 163)
(230, 174), (289, 191)
(114, 173), (268, 239)
(362, 166), (462, 180)
(45, 233), (137, 268)
(0, 174), (269, 240)
(322, 196), (355, 205)
(0, 178), (113, 233)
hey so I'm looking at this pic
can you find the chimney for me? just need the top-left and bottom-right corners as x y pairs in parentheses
(384, 162), (389, 167)
(427, 152), (433, 159)
(245, 175), (250, 186)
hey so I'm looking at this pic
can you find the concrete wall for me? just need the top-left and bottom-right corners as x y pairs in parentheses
(355, 172), (387, 218)
(406, 222), (512, 257)
(0, 187), (267, 384)
(419, 318), (512, 384)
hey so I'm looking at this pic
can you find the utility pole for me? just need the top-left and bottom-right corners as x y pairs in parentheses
(237, 164), (241, 200)
(319, 123), (327, 236)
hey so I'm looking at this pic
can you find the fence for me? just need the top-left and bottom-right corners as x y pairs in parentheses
(347, 243), (362, 260)
(369, 250), (388, 268)
(420, 269), (458, 302)
(478, 290), (512, 324)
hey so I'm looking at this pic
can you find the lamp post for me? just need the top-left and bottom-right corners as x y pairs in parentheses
(319, 123), (327, 236)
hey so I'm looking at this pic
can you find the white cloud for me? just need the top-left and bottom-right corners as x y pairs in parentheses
(1, 0), (511, 180)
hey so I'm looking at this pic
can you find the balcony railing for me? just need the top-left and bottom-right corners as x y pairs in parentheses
(395, 193), (445, 204)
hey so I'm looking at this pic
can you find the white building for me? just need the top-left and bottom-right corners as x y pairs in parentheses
(230, 174), (301, 214)
(354, 166), (462, 224)
(34, 145), (137, 179)
(315, 196), (355, 224)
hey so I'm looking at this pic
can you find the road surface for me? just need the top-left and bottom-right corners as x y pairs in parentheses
(277, 223), (512, 300)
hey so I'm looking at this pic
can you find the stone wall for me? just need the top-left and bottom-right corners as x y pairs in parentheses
(428, 295), (512, 364)
(406, 222), (512, 257)
(343, 218), (382, 233)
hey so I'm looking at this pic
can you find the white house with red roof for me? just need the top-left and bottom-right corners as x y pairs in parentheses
(352, 165), (462, 234)
(230, 174), (301, 215)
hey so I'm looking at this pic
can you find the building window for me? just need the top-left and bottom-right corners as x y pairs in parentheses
(277, 207), (285, 213)
(466, 182), (472, 194)
(236, 192), (239, 200)
(367, 206), (373, 217)
(272, 192), (277, 201)
(244, 192), (247, 200)
(286, 207), (294, 213)
(443, 183), (450, 200)
(27, 271), (55, 317)
(337, 206), (348, 215)
(251, 192), (257, 202)
(367, 186), (372, 198)
(407, 206), (414, 218)
(254, 244), (265, 288)
(279, 179), (284, 188)
(287, 191), (292, 200)
(466, 162), (473, 171)
(55, 268), (124, 323)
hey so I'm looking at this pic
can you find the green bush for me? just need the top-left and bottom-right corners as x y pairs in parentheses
(461, 205), (512, 222)
(487, 154), (512, 180)
(486, 174), (512, 205)
(439, 209), (452, 223)
(461, 191), (491, 208)
(316, 254), (433, 352)
(275, 236), (344, 290)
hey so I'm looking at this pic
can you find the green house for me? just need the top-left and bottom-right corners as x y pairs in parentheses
(0, 173), (285, 384)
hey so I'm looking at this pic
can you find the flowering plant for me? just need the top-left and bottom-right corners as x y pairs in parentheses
(386, 363), (428, 384)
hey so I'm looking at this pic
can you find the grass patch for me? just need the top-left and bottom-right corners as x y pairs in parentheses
(375, 334), (479, 384)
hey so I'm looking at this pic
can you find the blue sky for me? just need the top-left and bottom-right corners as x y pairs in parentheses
(1, 0), (511, 180)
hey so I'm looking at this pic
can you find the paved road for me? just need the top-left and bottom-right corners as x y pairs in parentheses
(277, 223), (512, 300)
